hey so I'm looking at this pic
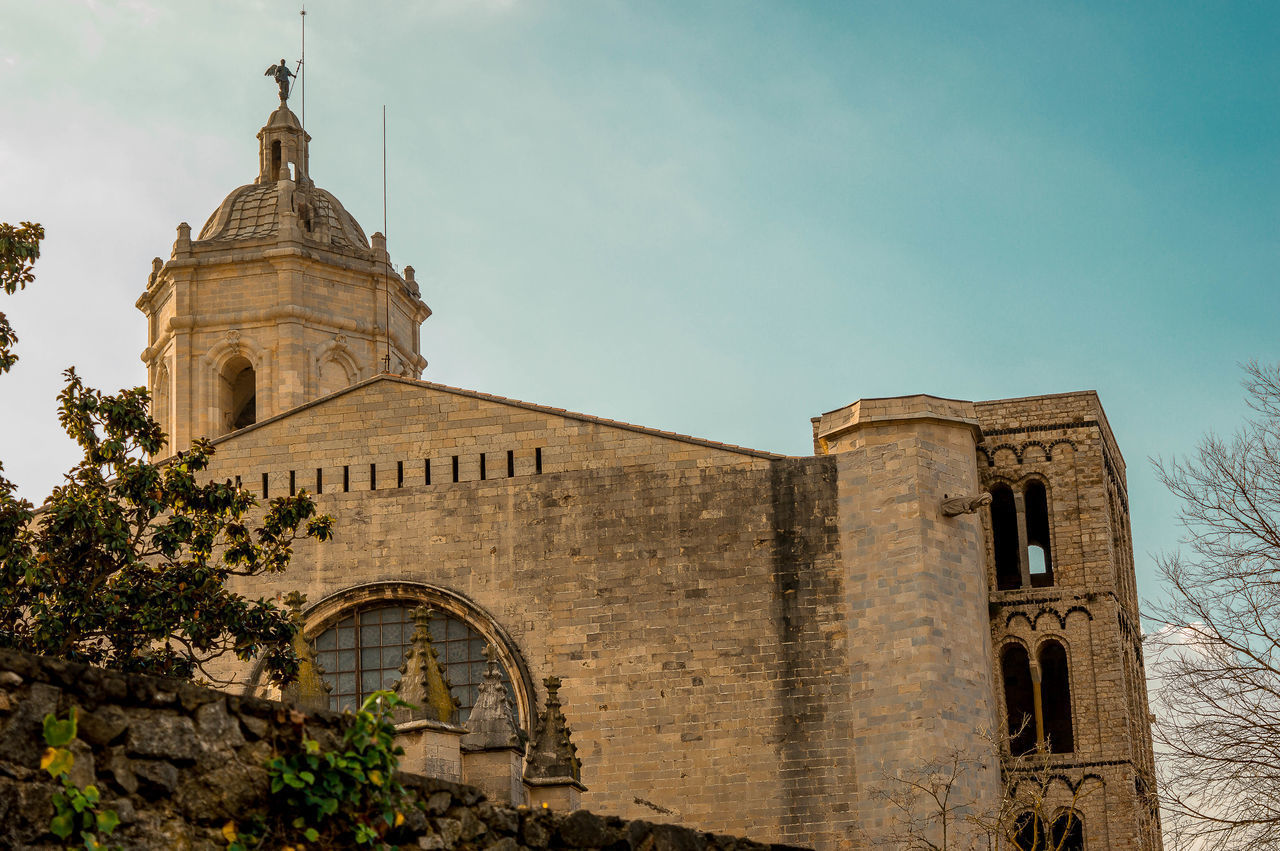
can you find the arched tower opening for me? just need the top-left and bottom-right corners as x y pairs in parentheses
(1025, 480), (1053, 587)
(221, 356), (257, 433)
(1039, 639), (1075, 753)
(1001, 642), (1036, 756)
(991, 484), (1021, 590)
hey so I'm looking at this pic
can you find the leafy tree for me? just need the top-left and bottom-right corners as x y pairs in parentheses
(1150, 361), (1280, 850)
(0, 223), (330, 684)
(0, 221), (43, 374)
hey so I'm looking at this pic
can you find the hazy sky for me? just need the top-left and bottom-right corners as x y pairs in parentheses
(0, 1), (1276, 619)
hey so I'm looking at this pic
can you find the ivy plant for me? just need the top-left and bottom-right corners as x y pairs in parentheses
(224, 691), (415, 850)
(41, 708), (120, 850)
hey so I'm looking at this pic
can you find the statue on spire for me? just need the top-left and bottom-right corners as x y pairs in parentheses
(265, 59), (295, 102)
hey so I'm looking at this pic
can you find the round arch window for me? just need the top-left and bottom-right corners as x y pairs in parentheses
(313, 603), (514, 721)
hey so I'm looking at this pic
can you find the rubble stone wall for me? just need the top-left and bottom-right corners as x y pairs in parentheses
(0, 649), (803, 851)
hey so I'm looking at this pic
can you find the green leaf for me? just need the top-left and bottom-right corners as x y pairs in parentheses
(41, 747), (74, 779)
(96, 808), (120, 835)
(50, 812), (74, 839)
(43, 709), (78, 747)
(304, 827), (320, 842)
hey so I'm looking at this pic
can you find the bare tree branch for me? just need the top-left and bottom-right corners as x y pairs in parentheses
(1149, 361), (1280, 850)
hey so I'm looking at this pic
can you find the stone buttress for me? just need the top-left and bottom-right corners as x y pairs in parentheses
(813, 395), (1002, 846)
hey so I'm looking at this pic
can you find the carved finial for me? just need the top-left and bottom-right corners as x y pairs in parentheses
(461, 644), (522, 751)
(941, 492), (994, 517)
(279, 592), (332, 713)
(283, 590), (306, 622)
(392, 606), (460, 724)
(524, 675), (582, 783)
(173, 222), (191, 258)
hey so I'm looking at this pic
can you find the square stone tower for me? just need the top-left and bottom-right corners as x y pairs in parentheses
(135, 102), (431, 455)
(976, 393), (1162, 849)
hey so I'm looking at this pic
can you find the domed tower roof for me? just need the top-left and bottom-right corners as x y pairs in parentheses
(197, 183), (371, 250)
(193, 104), (373, 257)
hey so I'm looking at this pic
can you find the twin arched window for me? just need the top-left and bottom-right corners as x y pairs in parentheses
(1001, 639), (1074, 755)
(991, 480), (1053, 590)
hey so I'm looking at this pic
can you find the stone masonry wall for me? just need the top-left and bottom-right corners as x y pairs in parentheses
(195, 377), (857, 848)
(0, 649), (805, 851)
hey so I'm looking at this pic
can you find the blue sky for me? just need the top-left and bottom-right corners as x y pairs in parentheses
(0, 1), (1276, 618)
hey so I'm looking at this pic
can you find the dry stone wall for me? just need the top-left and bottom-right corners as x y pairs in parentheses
(0, 649), (805, 851)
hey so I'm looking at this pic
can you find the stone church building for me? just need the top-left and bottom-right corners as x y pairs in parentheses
(134, 96), (1161, 850)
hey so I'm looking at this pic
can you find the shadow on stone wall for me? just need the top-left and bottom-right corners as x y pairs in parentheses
(0, 649), (807, 850)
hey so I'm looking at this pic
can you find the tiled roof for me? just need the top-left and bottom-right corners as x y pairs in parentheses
(196, 183), (371, 252)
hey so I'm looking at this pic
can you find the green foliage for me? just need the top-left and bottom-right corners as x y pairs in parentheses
(0, 221), (333, 684)
(0, 370), (333, 683)
(0, 220), (42, 374)
(41, 708), (120, 850)
(225, 691), (415, 850)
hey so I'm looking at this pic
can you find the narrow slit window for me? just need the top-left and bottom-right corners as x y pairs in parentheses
(479, 453), (487, 481)
(370, 463), (377, 491)
(425, 459), (431, 486)
(289, 470), (296, 496)
(507, 449), (515, 477)
(262, 472), (269, 499)
(343, 465), (350, 493)
(535, 447), (543, 475)
(397, 461), (404, 488)
(452, 455), (459, 483)
(316, 467), (323, 494)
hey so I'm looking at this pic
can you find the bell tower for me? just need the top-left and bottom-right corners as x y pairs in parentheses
(136, 93), (431, 456)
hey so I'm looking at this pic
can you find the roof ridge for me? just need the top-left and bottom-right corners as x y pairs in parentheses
(211, 374), (787, 460)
